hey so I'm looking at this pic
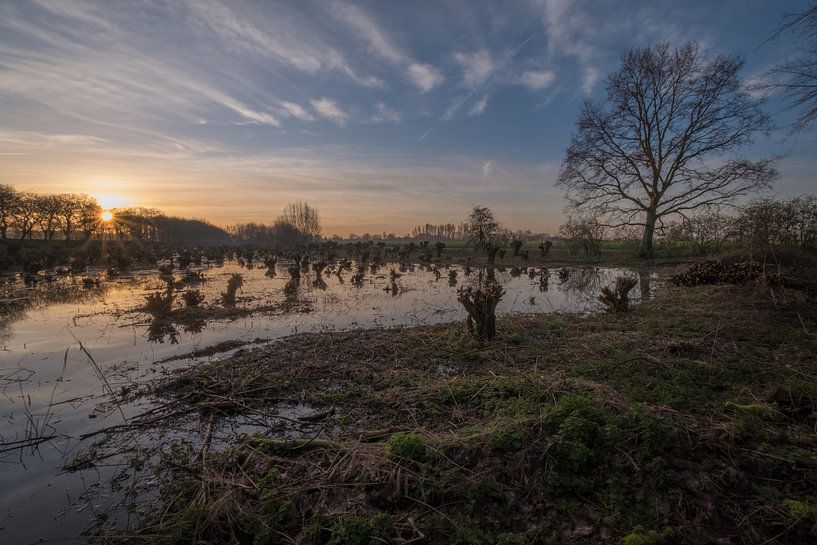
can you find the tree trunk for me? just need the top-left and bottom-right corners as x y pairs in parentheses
(640, 207), (657, 258)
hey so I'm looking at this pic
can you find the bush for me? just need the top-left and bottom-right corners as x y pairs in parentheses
(182, 289), (205, 307)
(144, 289), (175, 316)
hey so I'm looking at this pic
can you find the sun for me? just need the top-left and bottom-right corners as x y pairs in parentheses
(101, 210), (114, 222)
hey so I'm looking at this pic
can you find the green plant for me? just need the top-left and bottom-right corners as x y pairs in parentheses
(621, 526), (675, 545)
(327, 514), (394, 545)
(387, 432), (428, 464)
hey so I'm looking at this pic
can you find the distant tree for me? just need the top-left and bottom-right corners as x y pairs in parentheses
(558, 42), (777, 257)
(11, 192), (42, 240)
(55, 194), (85, 240)
(0, 184), (17, 240)
(36, 194), (62, 240)
(281, 201), (321, 242)
(465, 205), (500, 251)
(77, 198), (102, 241)
(764, 4), (817, 134)
(559, 217), (605, 256)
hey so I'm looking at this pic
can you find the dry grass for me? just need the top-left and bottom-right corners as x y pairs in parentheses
(85, 281), (817, 545)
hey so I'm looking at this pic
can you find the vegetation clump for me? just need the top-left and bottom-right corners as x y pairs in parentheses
(221, 273), (243, 307)
(457, 281), (504, 340)
(671, 260), (762, 286)
(182, 289), (205, 307)
(143, 288), (175, 317)
(599, 276), (638, 312)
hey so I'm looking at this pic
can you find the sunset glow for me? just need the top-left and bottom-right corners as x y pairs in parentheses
(92, 193), (130, 211)
(0, 1), (813, 235)
(101, 210), (113, 222)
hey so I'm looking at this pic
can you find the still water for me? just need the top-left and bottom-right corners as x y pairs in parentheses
(0, 260), (657, 544)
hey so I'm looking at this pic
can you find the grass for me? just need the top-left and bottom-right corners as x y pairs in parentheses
(82, 275), (817, 545)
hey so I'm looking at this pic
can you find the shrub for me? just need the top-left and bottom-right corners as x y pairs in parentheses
(221, 273), (243, 307)
(144, 289), (175, 317)
(182, 289), (205, 307)
(599, 276), (638, 312)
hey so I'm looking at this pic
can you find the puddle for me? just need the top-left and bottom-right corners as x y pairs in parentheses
(0, 259), (660, 542)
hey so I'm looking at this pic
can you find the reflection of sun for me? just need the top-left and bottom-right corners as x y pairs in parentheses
(101, 210), (113, 222)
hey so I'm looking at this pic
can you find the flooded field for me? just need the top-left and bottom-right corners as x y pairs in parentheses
(0, 260), (658, 543)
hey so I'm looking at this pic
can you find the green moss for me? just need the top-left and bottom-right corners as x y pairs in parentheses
(783, 499), (817, 520)
(387, 432), (428, 463)
(621, 526), (675, 545)
(326, 514), (395, 545)
(607, 405), (679, 460)
(488, 424), (527, 451)
(496, 533), (530, 545)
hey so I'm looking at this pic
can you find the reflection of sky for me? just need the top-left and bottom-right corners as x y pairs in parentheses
(0, 259), (658, 542)
(1, 0), (814, 234)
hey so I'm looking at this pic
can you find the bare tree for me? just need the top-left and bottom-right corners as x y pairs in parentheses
(465, 205), (500, 251)
(558, 42), (777, 257)
(11, 192), (42, 240)
(559, 217), (605, 256)
(281, 201), (321, 242)
(764, 4), (817, 134)
(0, 184), (17, 240)
(76, 197), (102, 241)
(55, 194), (85, 240)
(36, 194), (62, 240)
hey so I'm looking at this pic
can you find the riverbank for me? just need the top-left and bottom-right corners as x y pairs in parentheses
(84, 276), (817, 544)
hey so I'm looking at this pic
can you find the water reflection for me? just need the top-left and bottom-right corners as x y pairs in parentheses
(0, 259), (662, 543)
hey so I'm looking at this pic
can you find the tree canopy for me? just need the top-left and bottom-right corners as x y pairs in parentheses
(558, 42), (777, 257)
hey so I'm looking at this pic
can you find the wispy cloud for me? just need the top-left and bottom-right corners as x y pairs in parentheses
(408, 63), (444, 92)
(454, 50), (496, 88)
(482, 159), (494, 178)
(371, 102), (402, 123)
(469, 95), (489, 117)
(279, 101), (316, 122)
(311, 97), (349, 126)
(332, 2), (444, 92)
(519, 69), (556, 90)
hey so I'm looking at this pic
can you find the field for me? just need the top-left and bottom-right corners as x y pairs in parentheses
(1, 242), (816, 544)
(90, 276), (817, 544)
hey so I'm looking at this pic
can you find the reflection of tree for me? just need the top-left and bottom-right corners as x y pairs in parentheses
(283, 277), (301, 310)
(146, 318), (179, 344)
(539, 274), (549, 293)
(0, 280), (107, 337)
(558, 267), (603, 296)
(638, 270), (652, 300)
(181, 318), (206, 334)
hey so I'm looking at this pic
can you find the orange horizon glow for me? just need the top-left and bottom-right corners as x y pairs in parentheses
(101, 210), (113, 222)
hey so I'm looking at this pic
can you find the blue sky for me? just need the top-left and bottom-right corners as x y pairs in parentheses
(0, 0), (815, 235)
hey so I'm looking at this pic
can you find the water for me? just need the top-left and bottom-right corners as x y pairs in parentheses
(0, 260), (658, 543)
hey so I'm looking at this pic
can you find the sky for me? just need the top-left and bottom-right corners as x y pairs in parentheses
(0, 0), (815, 236)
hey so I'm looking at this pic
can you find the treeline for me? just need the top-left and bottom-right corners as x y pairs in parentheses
(410, 223), (469, 240)
(0, 184), (230, 244)
(560, 195), (817, 256)
(0, 185), (100, 240)
(113, 208), (231, 244)
(409, 222), (552, 241)
(229, 202), (322, 247)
